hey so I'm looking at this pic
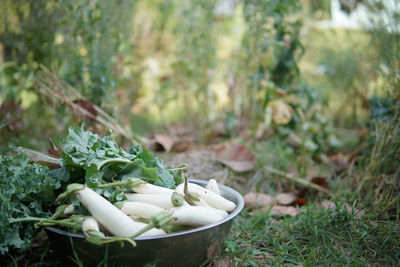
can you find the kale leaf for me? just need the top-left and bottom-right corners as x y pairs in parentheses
(0, 152), (60, 255)
(0, 126), (178, 255)
(60, 126), (176, 197)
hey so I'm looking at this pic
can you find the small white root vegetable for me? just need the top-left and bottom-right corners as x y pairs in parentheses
(170, 206), (224, 226)
(75, 185), (166, 237)
(132, 183), (174, 195)
(82, 216), (137, 247)
(190, 197), (229, 218)
(175, 183), (236, 212)
(125, 193), (189, 209)
(173, 190), (228, 218)
(63, 204), (75, 215)
(82, 216), (100, 237)
(118, 202), (164, 219)
(206, 179), (221, 195)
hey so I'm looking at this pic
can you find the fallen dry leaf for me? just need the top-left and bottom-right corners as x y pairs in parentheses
(215, 143), (256, 172)
(73, 99), (97, 121)
(275, 192), (297, 205)
(269, 205), (300, 217)
(207, 257), (233, 267)
(292, 198), (307, 206)
(250, 204), (300, 217)
(147, 134), (174, 152)
(329, 153), (350, 173)
(18, 147), (60, 169)
(48, 138), (61, 158)
(311, 177), (329, 187)
(244, 192), (275, 208)
(172, 141), (195, 152)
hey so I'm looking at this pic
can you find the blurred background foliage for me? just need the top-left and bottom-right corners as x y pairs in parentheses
(0, 0), (321, 146)
(0, 0), (399, 211)
(0, 2), (399, 265)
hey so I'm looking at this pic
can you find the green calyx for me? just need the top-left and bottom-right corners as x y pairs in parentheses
(56, 183), (85, 203)
(113, 201), (126, 209)
(85, 230), (136, 248)
(129, 210), (176, 239)
(49, 204), (69, 220)
(183, 174), (200, 205)
(171, 192), (184, 207)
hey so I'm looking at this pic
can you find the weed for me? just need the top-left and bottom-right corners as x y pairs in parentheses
(220, 204), (400, 266)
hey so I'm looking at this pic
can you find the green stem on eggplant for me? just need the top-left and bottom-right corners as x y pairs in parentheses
(129, 210), (176, 239)
(97, 178), (145, 189)
(183, 174), (200, 205)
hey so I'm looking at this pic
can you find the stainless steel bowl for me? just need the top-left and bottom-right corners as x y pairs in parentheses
(45, 179), (244, 267)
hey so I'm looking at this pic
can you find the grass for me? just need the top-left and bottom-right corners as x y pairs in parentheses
(3, 203), (399, 266)
(219, 204), (400, 266)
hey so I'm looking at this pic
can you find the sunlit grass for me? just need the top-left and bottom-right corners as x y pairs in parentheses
(220, 204), (400, 266)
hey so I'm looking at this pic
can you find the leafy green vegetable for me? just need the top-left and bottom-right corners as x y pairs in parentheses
(0, 152), (60, 255)
(59, 126), (177, 201)
(0, 126), (180, 255)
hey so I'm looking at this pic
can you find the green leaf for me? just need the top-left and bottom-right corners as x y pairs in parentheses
(59, 126), (177, 204)
(0, 152), (61, 254)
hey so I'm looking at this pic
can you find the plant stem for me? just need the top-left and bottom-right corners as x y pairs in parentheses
(129, 223), (155, 239)
(10, 216), (82, 229)
(9, 216), (45, 223)
(264, 166), (334, 196)
(97, 178), (144, 188)
(98, 158), (133, 169)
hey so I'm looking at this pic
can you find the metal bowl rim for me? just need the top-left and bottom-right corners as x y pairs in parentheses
(46, 179), (244, 240)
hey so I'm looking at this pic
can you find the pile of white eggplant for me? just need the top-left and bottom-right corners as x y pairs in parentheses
(51, 178), (236, 247)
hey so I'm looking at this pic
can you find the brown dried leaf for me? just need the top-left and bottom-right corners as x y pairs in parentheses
(329, 153), (350, 173)
(207, 257), (233, 267)
(269, 205), (300, 217)
(172, 141), (195, 152)
(244, 192), (275, 208)
(275, 192), (297, 205)
(147, 134), (174, 152)
(250, 204), (300, 217)
(311, 177), (329, 187)
(73, 99), (97, 121)
(215, 143), (256, 172)
(293, 198), (307, 206)
(18, 147), (61, 169)
(48, 137), (61, 158)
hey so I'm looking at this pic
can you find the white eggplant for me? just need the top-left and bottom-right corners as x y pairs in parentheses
(63, 204), (75, 215)
(175, 183), (236, 212)
(118, 201), (164, 219)
(76, 186), (165, 237)
(82, 216), (100, 237)
(125, 193), (189, 209)
(170, 206), (224, 226)
(206, 179), (221, 195)
(132, 183), (174, 195)
(190, 196), (229, 218)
